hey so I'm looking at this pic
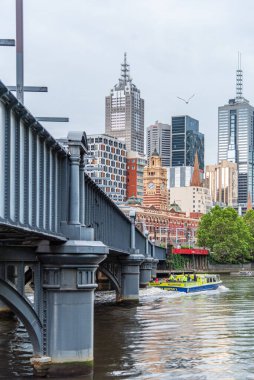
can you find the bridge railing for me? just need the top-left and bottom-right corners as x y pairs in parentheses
(0, 81), (67, 240)
(84, 174), (166, 258)
(85, 174), (132, 253)
(153, 246), (166, 260)
(135, 228), (146, 255)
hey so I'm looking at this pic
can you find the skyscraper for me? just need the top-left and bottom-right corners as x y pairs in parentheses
(167, 166), (194, 188)
(171, 115), (204, 171)
(218, 57), (254, 204)
(84, 134), (127, 203)
(146, 121), (171, 166)
(205, 160), (238, 206)
(105, 53), (144, 154)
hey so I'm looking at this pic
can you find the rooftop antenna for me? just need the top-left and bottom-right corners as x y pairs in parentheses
(0, 0), (68, 123)
(236, 52), (243, 101)
(120, 52), (131, 85)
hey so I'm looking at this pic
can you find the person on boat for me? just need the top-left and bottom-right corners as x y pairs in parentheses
(155, 278), (159, 283)
(193, 273), (197, 281)
(169, 273), (175, 281)
(187, 274), (191, 282)
(182, 274), (187, 282)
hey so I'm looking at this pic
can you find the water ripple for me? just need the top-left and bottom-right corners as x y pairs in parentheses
(0, 276), (254, 380)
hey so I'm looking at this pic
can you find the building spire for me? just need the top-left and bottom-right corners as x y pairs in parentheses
(236, 52), (243, 101)
(247, 192), (252, 211)
(120, 52), (131, 85)
(152, 147), (159, 157)
(190, 152), (201, 187)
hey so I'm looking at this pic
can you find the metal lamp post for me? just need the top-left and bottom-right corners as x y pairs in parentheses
(129, 208), (136, 251)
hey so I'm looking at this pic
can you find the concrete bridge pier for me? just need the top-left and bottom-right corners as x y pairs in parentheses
(118, 253), (145, 302)
(139, 231), (153, 288)
(33, 240), (108, 378)
(151, 259), (159, 279)
(139, 258), (153, 288)
(116, 208), (144, 302)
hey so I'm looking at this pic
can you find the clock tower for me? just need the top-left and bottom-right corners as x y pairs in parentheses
(143, 149), (168, 210)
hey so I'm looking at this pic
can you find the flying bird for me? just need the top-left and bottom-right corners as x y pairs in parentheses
(177, 94), (195, 104)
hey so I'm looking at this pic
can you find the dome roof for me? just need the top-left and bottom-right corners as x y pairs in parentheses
(126, 196), (142, 205)
(169, 201), (182, 213)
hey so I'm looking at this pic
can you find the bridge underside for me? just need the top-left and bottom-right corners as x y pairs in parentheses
(0, 222), (66, 245)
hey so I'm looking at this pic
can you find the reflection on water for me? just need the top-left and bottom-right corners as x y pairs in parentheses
(1, 276), (254, 379)
(0, 319), (33, 379)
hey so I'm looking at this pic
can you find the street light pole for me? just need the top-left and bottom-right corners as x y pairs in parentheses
(129, 209), (136, 251)
(0, 1), (68, 123)
(16, 0), (24, 103)
(144, 230), (149, 257)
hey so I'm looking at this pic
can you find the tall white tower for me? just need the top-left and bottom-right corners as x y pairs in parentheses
(146, 121), (171, 167)
(105, 53), (144, 154)
(218, 55), (254, 204)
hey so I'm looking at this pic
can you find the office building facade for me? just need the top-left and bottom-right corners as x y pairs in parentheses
(169, 160), (212, 215)
(85, 134), (127, 203)
(146, 121), (171, 166)
(105, 53), (144, 154)
(119, 202), (200, 248)
(218, 100), (254, 204)
(205, 160), (238, 206)
(167, 166), (194, 188)
(218, 64), (254, 204)
(171, 115), (204, 171)
(169, 186), (212, 216)
(126, 151), (147, 201)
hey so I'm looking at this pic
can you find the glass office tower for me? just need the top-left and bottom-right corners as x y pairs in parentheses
(171, 115), (204, 171)
(218, 99), (254, 204)
(218, 58), (254, 205)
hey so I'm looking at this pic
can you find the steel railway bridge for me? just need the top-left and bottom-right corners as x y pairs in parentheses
(0, 80), (166, 376)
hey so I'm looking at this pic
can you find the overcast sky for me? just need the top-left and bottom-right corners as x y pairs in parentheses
(1, 0), (254, 165)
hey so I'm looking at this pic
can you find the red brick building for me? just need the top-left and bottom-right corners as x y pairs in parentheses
(126, 151), (147, 201)
(122, 150), (202, 248)
(119, 201), (200, 247)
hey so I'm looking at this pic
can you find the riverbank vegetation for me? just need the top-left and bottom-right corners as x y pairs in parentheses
(197, 206), (254, 264)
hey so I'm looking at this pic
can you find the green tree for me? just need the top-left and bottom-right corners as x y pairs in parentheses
(197, 206), (254, 263)
(243, 209), (254, 237)
(243, 209), (254, 258)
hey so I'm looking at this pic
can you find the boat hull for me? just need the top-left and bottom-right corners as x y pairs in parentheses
(149, 282), (222, 293)
(154, 284), (221, 293)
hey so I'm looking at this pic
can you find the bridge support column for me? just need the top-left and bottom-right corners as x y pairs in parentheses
(118, 253), (144, 303)
(33, 240), (108, 378)
(151, 259), (159, 279)
(139, 258), (153, 288)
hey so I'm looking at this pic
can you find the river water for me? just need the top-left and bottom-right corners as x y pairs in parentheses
(0, 275), (254, 380)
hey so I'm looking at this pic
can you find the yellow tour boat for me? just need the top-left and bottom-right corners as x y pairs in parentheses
(149, 273), (222, 293)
